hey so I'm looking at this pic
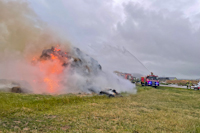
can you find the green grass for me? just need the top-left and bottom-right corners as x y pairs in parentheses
(0, 86), (200, 132)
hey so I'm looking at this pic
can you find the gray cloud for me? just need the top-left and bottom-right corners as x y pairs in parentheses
(28, 0), (200, 79)
(117, 2), (200, 78)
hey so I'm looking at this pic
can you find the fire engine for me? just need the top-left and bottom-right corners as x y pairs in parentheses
(141, 72), (159, 87)
(124, 73), (136, 83)
(114, 71), (136, 83)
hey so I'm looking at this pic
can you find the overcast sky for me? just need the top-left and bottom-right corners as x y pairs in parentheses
(27, 0), (200, 79)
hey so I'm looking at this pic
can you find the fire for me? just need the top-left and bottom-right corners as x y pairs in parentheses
(54, 45), (61, 52)
(32, 57), (37, 61)
(41, 54), (64, 93)
(44, 77), (59, 93)
(54, 47), (61, 52)
(50, 54), (57, 60)
(32, 46), (68, 94)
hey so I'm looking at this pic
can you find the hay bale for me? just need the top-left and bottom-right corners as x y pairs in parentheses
(11, 87), (22, 93)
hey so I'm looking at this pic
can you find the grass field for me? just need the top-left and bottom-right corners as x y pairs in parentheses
(0, 86), (200, 132)
(166, 80), (200, 86)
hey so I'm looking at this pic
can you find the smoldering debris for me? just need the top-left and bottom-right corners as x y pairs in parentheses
(0, 79), (32, 93)
(100, 88), (123, 97)
(0, 79), (17, 92)
(11, 87), (23, 93)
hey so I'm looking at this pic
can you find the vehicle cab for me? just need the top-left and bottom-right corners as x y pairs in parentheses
(141, 73), (159, 87)
(146, 75), (159, 87)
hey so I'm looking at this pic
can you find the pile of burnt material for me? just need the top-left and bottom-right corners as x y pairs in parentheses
(36, 46), (104, 94)
(39, 46), (102, 76)
(100, 88), (122, 97)
(11, 87), (23, 93)
(0, 79), (24, 93)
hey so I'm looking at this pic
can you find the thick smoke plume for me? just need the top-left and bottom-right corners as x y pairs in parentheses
(0, 0), (136, 94)
(0, 0), (71, 56)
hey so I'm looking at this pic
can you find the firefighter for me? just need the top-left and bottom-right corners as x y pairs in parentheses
(190, 81), (192, 89)
(186, 81), (189, 89)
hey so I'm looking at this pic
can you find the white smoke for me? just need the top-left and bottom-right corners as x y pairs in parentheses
(0, 46), (136, 94)
(0, 0), (136, 94)
(59, 48), (136, 94)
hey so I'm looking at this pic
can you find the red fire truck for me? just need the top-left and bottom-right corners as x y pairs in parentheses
(141, 72), (159, 87)
(114, 71), (136, 83)
(124, 73), (136, 83)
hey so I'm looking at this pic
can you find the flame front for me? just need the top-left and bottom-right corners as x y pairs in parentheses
(32, 46), (67, 94)
(43, 77), (59, 93)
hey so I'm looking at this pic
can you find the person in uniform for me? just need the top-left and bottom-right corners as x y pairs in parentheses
(186, 81), (189, 89)
(190, 81), (192, 89)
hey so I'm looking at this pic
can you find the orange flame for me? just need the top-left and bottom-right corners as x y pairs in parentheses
(50, 54), (57, 60)
(33, 46), (67, 94)
(54, 45), (61, 52)
(44, 77), (59, 93)
(54, 47), (61, 52)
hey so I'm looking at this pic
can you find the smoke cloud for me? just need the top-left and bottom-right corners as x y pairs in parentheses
(0, 0), (136, 94)
(0, 0), (71, 56)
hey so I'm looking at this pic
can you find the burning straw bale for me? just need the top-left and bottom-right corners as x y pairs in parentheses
(38, 46), (101, 75)
(0, 45), (136, 94)
(29, 46), (104, 94)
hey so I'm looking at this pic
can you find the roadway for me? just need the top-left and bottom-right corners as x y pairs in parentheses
(159, 84), (198, 90)
(160, 84), (188, 89)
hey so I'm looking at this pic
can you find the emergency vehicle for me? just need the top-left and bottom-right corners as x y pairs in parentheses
(141, 72), (159, 87)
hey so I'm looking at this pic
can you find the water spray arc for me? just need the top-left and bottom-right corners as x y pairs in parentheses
(88, 44), (151, 73)
(122, 47), (151, 73)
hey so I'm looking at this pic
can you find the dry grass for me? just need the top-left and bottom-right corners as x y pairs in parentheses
(166, 80), (200, 86)
(0, 86), (200, 132)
